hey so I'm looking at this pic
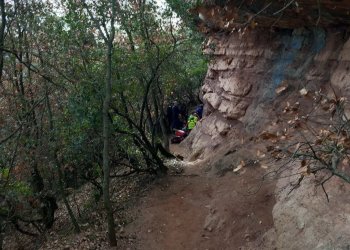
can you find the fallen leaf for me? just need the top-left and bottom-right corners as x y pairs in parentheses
(260, 131), (278, 140)
(233, 165), (243, 172)
(299, 88), (308, 96)
(300, 159), (307, 167)
(275, 82), (289, 95)
(233, 160), (245, 172)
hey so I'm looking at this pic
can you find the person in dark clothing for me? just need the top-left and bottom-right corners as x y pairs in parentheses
(195, 104), (203, 119)
(171, 102), (182, 130)
(166, 105), (173, 131)
(179, 103), (188, 120)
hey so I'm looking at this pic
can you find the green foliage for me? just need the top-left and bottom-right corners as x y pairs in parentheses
(0, 0), (208, 239)
(6, 181), (32, 197)
(166, 0), (200, 21)
(0, 167), (9, 179)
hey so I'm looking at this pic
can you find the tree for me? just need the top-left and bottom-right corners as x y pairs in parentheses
(0, 0), (6, 82)
(81, 0), (118, 245)
(0, 0), (207, 247)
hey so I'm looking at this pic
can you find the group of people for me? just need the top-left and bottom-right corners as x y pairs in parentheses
(167, 102), (203, 143)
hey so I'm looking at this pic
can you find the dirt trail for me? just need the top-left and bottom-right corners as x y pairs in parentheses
(124, 157), (276, 250)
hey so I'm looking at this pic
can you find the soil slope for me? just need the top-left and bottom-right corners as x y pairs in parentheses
(124, 162), (275, 250)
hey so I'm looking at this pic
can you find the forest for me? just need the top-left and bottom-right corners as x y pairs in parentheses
(0, 0), (207, 248)
(4, 0), (350, 249)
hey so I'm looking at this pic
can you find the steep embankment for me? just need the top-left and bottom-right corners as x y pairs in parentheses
(182, 1), (350, 249)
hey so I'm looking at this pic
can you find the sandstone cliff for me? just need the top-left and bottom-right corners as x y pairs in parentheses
(185, 1), (350, 249)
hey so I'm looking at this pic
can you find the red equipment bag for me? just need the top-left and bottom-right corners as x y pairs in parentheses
(175, 130), (186, 137)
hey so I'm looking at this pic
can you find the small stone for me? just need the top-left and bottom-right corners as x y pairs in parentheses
(299, 88), (308, 96)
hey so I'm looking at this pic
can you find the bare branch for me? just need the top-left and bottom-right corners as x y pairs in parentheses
(273, 0), (295, 15)
(319, 174), (333, 202)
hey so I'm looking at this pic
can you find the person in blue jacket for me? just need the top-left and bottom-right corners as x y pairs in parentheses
(195, 104), (203, 119)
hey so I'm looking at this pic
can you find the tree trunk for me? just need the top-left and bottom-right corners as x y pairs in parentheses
(45, 87), (80, 233)
(0, 0), (6, 82)
(159, 116), (169, 151)
(56, 161), (80, 233)
(102, 8), (117, 245)
(152, 89), (169, 151)
(83, 0), (117, 245)
(0, 220), (4, 250)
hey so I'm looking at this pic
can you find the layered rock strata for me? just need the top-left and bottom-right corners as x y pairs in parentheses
(185, 2), (350, 249)
(187, 27), (348, 159)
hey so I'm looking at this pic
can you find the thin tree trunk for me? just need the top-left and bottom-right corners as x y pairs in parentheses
(102, 1), (117, 245)
(0, 221), (3, 250)
(0, 0), (6, 82)
(152, 88), (169, 151)
(83, 0), (117, 244)
(45, 87), (80, 234)
(56, 161), (81, 233)
(159, 114), (169, 151)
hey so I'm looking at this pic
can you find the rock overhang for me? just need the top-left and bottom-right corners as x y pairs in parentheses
(191, 0), (350, 31)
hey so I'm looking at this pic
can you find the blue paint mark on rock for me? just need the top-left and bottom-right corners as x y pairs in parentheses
(263, 28), (327, 100)
(311, 28), (326, 54)
(272, 29), (305, 89)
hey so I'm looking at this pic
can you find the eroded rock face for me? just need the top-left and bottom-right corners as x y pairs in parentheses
(219, 76), (252, 97)
(192, 1), (350, 32)
(271, 174), (350, 250)
(190, 27), (350, 157)
(185, 3), (350, 248)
